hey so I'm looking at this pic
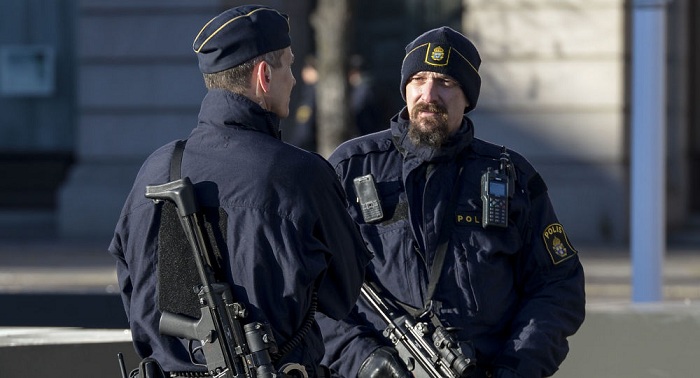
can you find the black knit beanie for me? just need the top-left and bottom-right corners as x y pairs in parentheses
(400, 26), (481, 113)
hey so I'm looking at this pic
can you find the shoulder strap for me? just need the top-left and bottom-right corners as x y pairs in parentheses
(389, 154), (467, 319)
(170, 139), (188, 180)
(424, 152), (467, 308)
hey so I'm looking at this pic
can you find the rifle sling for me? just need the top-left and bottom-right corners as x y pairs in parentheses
(425, 155), (465, 311)
(170, 139), (187, 180)
(384, 155), (466, 330)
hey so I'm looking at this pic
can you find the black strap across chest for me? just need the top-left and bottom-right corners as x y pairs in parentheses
(424, 157), (465, 310)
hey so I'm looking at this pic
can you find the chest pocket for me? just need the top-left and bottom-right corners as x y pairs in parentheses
(373, 179), (406, 225)
(444, 196), (524, 324)
(356, 179), (428, 307)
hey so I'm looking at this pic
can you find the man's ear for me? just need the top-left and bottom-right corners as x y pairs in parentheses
(256, 61), (271, 93)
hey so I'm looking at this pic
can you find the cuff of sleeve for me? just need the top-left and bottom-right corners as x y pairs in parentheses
(340, 337), (385, 378)
(493, 366), (522, 378)
(492, 355), (541, 378)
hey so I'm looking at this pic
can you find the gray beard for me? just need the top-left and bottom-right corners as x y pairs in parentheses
(408, 117), (449, 148)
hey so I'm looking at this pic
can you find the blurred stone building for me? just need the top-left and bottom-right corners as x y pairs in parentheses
(0, 0), (697, 245)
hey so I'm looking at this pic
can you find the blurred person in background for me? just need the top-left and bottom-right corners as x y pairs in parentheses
(348, 54), (383, 136)
(286, 55), (319, 151)
(286, 54), (385, 152)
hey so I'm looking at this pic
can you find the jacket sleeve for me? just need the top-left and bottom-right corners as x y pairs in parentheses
(317, 303), (388, 378)
(492, 184), (586, 378)
(313, 164), (373, 320)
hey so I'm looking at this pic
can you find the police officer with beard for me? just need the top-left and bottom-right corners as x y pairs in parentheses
(109, 5), (371, 377)
(317, 27), (585, 378)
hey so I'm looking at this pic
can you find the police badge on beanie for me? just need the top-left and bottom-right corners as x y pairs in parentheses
(193, 5), (291, 74)
(400, 26), (481, 113)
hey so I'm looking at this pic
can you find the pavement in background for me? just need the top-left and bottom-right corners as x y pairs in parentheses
(0, 239), (118, 295)
(2, 238), (699, 378)
(0, 239), (699, 304)
(581, 244), (700, 304)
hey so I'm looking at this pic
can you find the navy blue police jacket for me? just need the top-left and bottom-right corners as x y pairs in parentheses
(108, 89), (372, 374)
(317, 108), (585, 378)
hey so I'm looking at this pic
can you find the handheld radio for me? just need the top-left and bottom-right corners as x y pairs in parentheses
(353, 174), (384, 223)
(480, 147), (514, 228)
(480, 168), (509, 228)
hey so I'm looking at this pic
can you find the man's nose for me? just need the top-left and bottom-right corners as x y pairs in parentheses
(420, 80), (438, 102)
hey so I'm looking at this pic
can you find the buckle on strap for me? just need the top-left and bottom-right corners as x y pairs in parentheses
(281, 363), (308, 378)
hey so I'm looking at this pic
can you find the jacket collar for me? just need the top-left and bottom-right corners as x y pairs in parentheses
(198, 89), (282, 138)
(390, 107), (474, 163)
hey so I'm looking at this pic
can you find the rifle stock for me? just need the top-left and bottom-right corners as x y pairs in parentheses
(146, 178), (281, 378)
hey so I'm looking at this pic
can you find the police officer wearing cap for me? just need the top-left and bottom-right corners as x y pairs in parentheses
(109, 5), (371, 377)
(317, 27), (585, 378)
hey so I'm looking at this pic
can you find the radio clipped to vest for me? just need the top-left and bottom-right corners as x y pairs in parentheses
(481, 146), (515, 228)
(353, 174), (384, 223)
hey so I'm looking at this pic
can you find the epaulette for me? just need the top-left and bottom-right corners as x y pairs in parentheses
(526, 173), (548, 200)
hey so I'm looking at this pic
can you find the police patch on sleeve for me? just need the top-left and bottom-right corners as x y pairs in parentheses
(542, 223), (577, 265)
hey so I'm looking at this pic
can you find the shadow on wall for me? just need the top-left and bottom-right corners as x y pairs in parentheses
(470, 110), (627, 245)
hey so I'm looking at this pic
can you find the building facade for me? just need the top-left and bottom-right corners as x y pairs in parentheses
(0, 0), (697, 245)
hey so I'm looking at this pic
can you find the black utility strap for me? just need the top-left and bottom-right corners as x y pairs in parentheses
(389, 155), (467, 319)
(170, 139), (188, 180)
(424, 158), (466, 309)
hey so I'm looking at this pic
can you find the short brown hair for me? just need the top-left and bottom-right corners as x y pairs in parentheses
(203, 49), (285, 94)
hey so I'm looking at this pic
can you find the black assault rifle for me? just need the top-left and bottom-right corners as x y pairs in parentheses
(146, 177), (305, 378)
(360, 282), (476, 378)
